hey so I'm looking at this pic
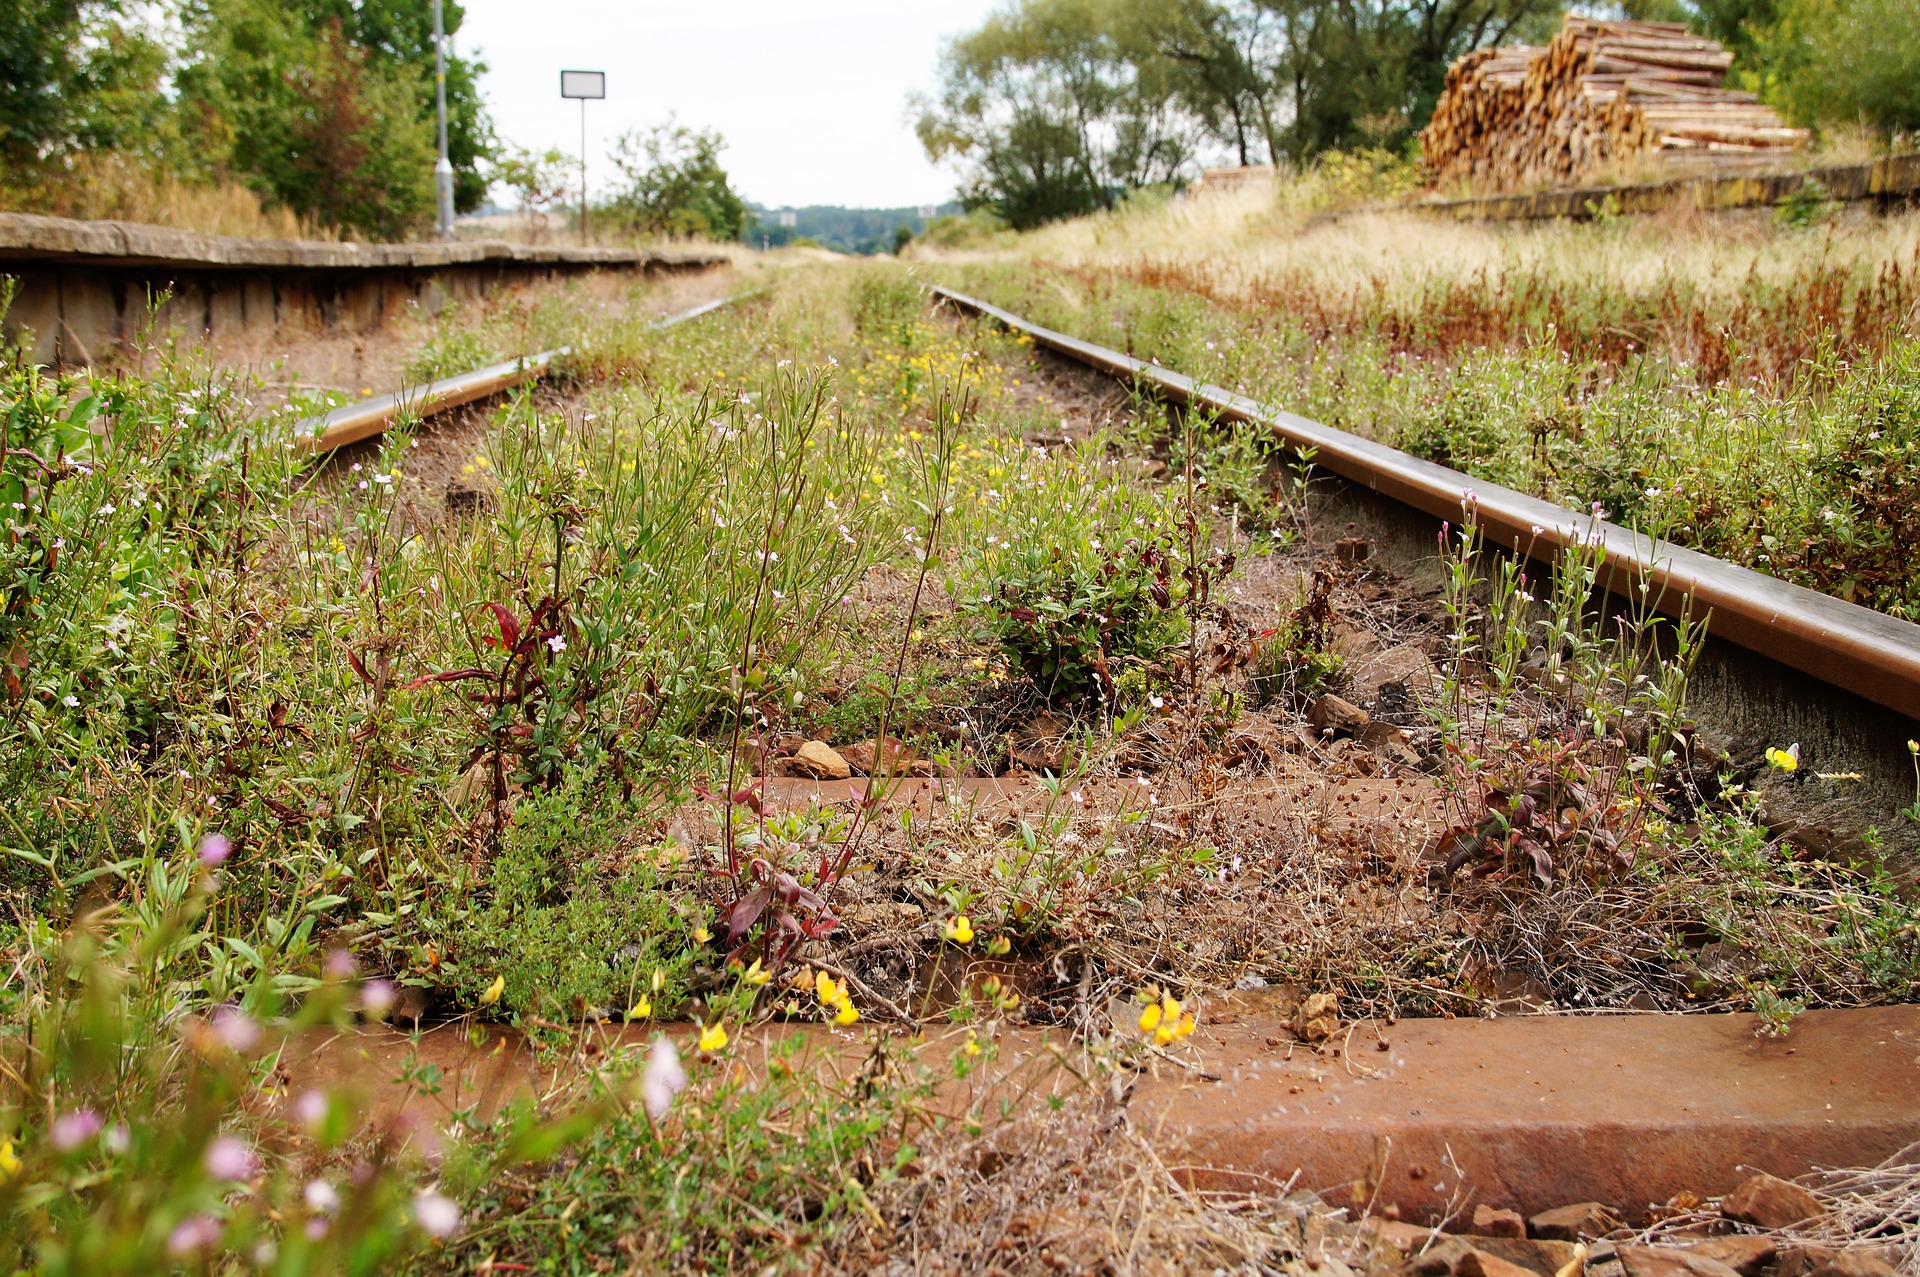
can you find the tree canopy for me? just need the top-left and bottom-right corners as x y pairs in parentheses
(1, 0), (495, 238)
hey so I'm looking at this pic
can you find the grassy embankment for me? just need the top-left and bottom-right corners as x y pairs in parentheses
(936, 181), (1920, 617)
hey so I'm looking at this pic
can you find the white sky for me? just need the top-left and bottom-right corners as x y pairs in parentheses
(458, 1), (1004, 210)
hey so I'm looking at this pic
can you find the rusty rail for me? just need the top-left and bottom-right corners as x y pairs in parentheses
(933, 284), (1920, 722)
(294, 291), (756, 454)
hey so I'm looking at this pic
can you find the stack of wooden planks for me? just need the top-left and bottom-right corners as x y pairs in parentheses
(1422, 16), (1808, 190)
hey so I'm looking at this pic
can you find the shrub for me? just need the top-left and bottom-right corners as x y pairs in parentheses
(961, 437), (1184, 706)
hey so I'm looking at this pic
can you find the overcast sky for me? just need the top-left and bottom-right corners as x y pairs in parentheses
(458, 1), (1004, 210)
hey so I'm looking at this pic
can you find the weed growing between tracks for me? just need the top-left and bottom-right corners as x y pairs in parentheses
(942, 208), (1920, 619)
(2, 263), (1916, 1271)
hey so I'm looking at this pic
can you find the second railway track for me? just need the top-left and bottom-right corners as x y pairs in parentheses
(931, 283), (1920, 865)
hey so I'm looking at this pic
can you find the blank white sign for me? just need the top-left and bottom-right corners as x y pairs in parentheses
(560, 70), (606, 100)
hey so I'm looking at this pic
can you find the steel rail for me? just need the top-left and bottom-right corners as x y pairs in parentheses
(293, 291), (758, 455)
(932, 284), (1920, 723)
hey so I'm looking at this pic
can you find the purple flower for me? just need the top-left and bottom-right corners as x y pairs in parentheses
(324, 949), (357, 980)
(50, 1108), (103, 1152)
(642, 1038), (687, 1120)
(291, 1090), (329, 1129)
(212, 1007), (260, 1053)
(204, 1135), (255, 1181)
(304, 1179), (341, 1214)
(359, 979), (397, 1017)
(167, 1215), (222, 1257)
(414, 1190), (462, 1238)
(198, 833), (232, 867)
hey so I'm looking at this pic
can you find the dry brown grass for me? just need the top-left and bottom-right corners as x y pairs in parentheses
(965, 176), (1920, 317)
(2, 153), (329, 240)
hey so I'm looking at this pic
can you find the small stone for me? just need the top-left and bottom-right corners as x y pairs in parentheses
(1530, 1203), (1622, 1243)
(1308, 693), (1370, 739)
(1677, 1238), (1775, 1277)
(1720, 1173), (1824, 1230)
(788, 740), (851, 781)
(1008, 712), (1069, 774)
(1292, 991), (1340, 1042)
(1363, 1219), (1443, 1253)
(1617, 1246), (1743, 1277)
(1460, 1251), (1545, 1277)
(841, 736), (932, 778)
(1359, 719), (1422, 767)
(1471, 1238), (1585, 1277)
(1473, 1205), (1528, 1239)
(1776, 1246), (1898, 1277)
(1411, 1237), (1479, 1276)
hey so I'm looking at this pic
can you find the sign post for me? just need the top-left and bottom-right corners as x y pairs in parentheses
(560, 70), (606, 244)
(433, 0), (454, 238)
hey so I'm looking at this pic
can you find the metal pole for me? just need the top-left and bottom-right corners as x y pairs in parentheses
(433, 0), (454, 238)
(580, 98), (589, 244)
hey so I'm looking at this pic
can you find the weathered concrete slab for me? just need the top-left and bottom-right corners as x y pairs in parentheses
(0, 212), (728, 365)
(283, 1005), (1920, 1225)
(1154, 1003), (1920, 1222)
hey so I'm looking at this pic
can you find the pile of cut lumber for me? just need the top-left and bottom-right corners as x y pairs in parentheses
(1421, 16), (1808, 191)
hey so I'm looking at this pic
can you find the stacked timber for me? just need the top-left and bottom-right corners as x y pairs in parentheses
(1422, 16), (1808, 191)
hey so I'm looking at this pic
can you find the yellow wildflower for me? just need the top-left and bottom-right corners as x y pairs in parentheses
(1765, 744), (1800, 773)
(835, 1002), (860, 1026)
(1138, 1003), (1163, 1033)
(0, 1138), (19, 1177)
(985, 935), (1011, 956)
(692, 923), (712, 944)
(478, 974), (505, 1006)
(944, 915), (975, 945)
(696, 1021), (729, 1054)
(742, 958), (771, 986)
(815, 970), (844, 1006)
(627, 996), (652, 1020)
(962, 1031), (982, 1057)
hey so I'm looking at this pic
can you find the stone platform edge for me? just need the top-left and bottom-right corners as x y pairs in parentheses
(1409, 151), (1920, 221)
(0, 212), (727, 271)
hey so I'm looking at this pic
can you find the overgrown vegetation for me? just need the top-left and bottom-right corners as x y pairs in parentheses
(945, 204), (1920, 616)
(3, 248), (1915, 1269)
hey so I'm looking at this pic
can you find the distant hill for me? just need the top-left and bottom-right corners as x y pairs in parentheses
(746, 203), (965, 255)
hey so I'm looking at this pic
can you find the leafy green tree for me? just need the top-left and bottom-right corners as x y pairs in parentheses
(1769, 0), (1920, 134)
(916, 0), (1556, 222)
(913, 0), (1193, 229)
(0, 0), (175, 172)
(606, 121), (748, 240)
(176, 1), (437, 237)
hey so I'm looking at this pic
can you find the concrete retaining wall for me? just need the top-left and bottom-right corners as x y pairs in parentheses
(1414, 151), (1920, 221)
(0, 213), (728, 365)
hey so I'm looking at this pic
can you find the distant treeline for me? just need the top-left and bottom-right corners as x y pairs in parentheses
(747, 204), (967, 255)
(915, 0), (1920, 228)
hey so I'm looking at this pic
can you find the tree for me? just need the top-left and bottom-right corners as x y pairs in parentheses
(606, 121), (748, 240)
(1769, 0), (1920, 134)
(916, 0), (1558, 221)
(0, 0), (175, 172)
(176, 0), (438, 237)
(913, 0), (1194, 229)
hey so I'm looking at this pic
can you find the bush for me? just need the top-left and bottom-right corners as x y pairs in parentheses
(451, 782), (698, 1023)
(961, 437), (1185, 706)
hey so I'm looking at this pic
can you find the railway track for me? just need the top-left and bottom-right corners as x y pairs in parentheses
(293, 291), (755, 453)
(925, 284), (1920, 858)
(287, 278), (1920, 859)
